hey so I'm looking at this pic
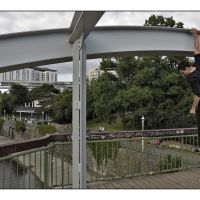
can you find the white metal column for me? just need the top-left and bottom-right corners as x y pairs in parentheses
(80, 42), (87, 188)
(72, 38), (87, 189)
(72, 39), (80, 188)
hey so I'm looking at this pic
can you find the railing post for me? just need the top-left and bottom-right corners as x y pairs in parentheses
(128, 140), (131, 176)
(181, 137), (184, 168)
(142, 137), (144, 152)
(44, 149), (49, 188)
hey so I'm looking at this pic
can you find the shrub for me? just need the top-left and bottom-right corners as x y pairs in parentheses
(0, 118), (4, 134)
(38, 124), (56, 136)
(16, 121), (26, 133)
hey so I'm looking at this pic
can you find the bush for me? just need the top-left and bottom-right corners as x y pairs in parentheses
(0, 118), (4, 134)
(16, 121), (26, 133)
(38, 124), (56, 136)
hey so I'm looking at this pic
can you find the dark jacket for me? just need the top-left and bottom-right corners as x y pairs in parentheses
(188, 54), (200, 97)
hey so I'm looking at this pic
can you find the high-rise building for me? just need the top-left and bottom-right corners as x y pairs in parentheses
(88, 66), (117, 81)
(0, 66), (57, 83)
(88, 66), (104, 81)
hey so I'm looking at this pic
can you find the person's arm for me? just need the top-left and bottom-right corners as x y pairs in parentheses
(190, 95), (200, 114)
(191, 28), (200, 55)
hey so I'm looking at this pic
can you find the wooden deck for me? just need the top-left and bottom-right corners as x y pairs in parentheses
(87, 168), (200, 189)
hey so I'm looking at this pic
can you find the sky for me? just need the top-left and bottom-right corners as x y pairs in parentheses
(1, 11), (200, 81)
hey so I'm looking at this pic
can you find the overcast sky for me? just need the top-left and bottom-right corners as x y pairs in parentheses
(1, 11), (200, 81)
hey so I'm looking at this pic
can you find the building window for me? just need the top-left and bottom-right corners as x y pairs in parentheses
(27, 70), (29, 81)
(31, 71), (35, 81)
(35, 72), (40, 81)
(46, 73), (49, 82)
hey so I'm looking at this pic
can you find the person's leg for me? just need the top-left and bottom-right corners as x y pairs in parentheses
(196, 103), (200, 148)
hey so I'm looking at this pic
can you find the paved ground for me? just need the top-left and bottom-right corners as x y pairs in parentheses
(0, 135), (19, 145)
(87, 167), (200, 189)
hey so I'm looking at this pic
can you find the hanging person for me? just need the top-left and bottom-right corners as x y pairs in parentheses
(178, 28), (200, 151)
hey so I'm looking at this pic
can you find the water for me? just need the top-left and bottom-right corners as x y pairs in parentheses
(0, 160), (43, 189)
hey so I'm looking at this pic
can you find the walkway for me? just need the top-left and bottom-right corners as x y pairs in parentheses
(87, 168), (200, 189)
(0, 136), (18, 145)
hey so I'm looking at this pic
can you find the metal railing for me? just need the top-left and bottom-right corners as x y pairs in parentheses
(0, 134), (200, 188)
(0, 142), (72, 189)
(87, 134), (200, 182)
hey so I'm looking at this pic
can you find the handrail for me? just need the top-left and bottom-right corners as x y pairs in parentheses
(0, 128), (197, 157)
(0, 133), (71, 157)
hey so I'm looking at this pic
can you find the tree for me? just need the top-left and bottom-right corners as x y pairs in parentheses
(0, 92), (12, 115)
(28, 84), (59, 115)
(86, 15), (196, 130)
(52, 90), (72, 124)
(87, 80), (96, 120)
(116, 56), (137, 84)
(114, 15), (195, 129)
(92, 73), (120, 123)
(144, 15), (184, 28)
(10, 84), (29, 106)
(100, 58), (117, 73)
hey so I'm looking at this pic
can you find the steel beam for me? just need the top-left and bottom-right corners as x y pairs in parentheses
(69, 11), (105, 44)
(0, 26), (199, 72)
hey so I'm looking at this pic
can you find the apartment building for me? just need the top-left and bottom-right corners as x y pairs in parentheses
(0, 66), (57, 83)
(88, 66), (117, 81)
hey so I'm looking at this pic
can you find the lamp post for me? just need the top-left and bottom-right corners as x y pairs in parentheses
(42, 111), (44, 124)
(141, 115), (145, 152)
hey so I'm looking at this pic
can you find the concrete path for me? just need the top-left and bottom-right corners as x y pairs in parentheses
(0, 135), (19, 145)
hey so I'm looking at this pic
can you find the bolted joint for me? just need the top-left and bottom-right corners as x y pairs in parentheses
(77, 40), (81, 48)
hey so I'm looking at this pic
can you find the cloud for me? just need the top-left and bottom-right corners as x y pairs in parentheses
(97, 11), (200, 29)
(0, 11), (74, 34)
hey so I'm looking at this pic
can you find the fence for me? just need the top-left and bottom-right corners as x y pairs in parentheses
(0, 134), (200, 188)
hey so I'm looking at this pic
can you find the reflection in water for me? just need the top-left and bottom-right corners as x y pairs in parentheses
(0, 160), (43, 189)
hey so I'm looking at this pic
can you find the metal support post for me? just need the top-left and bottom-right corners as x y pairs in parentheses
(72, 39), (80, 189)
(72, 37), (87, 189)
(80, 42), (87, 188)
(44, 149), (49, 188)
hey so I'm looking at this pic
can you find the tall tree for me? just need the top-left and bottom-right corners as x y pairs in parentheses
(111, 15), (195, 129)
(9, 84), (29, 107)
(52, 90), (72, 124)
(92, 73), (120, 123)
(144, 15), (184, 28)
